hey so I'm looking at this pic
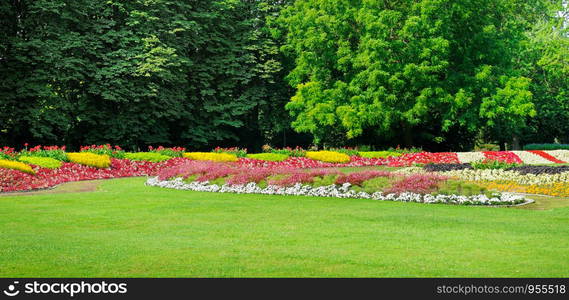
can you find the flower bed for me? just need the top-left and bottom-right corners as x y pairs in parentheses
(0, 158), (188, 192)
(529, 150), (566, 163)
(305, 151), (351, 163)
(482, 151), (523, 164)
(146, 177), (527, 206)
(434, 168), (569, 185)
(0, 159), (35, 174)
(387, 152), (460, 167)
(183, 152), (238, 162)
(149, 161), (526, 206)
(18, 156), (62, 169)
(67, 153), (112, 168)
(2, 144), (569, 194)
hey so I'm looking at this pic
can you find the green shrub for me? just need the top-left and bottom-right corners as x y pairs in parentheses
(212, 147), (247, 157)
(263, 146), (306, 157)
(149, 146), (185, 157)
(80, 145), (125, 158)
(18, 156), (63, 169)
(388, 147), (423, 154)
(20, 149), (68, 161)
(523, 143), (569, 150)
(435, 180), (492, 197)
(472, 159), (519, 170)
(359, 151), (402, 159)
(474, 143), (500, 151)
(328, 148), (359, 156)
(246, 153), (289, 162)
(124, 152), (171, 162)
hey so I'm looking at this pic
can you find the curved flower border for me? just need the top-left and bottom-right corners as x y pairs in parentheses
(146, 177), (530, 206)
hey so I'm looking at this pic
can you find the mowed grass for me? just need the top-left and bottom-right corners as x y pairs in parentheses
(1, 177), (569, 277)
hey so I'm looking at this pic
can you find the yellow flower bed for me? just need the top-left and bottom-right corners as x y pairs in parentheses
(183, 152), (238, 162)
(67, 152), (111, 168)
(0, 159), (35, 174)
(305, 151), (350, 163)
(480, 181), (569, 197)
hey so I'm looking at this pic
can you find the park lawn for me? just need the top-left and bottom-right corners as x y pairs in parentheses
(0, 177), (568, 277)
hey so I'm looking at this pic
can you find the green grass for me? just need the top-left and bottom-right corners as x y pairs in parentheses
(1, 177), (569, 277)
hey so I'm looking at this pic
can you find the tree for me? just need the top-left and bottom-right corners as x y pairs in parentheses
(518, 2), (569, 143)
(0, 0), (294, 150)
(276, 0), (545, 149)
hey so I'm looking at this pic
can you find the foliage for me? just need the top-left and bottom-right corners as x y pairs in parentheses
(0, 159), (35, 174)
(19, 146), (68, 162)
(213, 147), (248, 158)
(0, 0), (294, 150)
(183, 152), (238, 162)
(80, 145), (125, 159)
(276, 0), (550, 147)
(471, 159), (520, 170)
(328, 147), (359, 156)
(124, 152), (171, 163)
(305, 151), (350, 163)
(246, 153), (289, 162)
(474, 144), (500, 151)
(66, 153), (111, 169)
(262, 145), (306, 157)
(436, 180), (491, 197)
(148, 146), (186, 158)
(18, 156), (62, 169)
(0, 147), (16, 160)
(524, 144), (569, 150)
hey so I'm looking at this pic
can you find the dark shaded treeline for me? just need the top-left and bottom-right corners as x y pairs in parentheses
(0, 0), (567, 151)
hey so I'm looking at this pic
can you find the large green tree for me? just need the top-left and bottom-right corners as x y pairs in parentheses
(519, 2), (569, 143)
(276, 0), (549, 149)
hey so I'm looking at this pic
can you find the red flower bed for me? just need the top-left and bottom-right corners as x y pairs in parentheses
(387, 152), (459, 167)
(482, 151), (523, 164)
(0, 158), (189, 192)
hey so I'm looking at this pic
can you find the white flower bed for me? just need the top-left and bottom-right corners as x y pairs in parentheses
(456, 152), (486, 163)
(146, 177), (528, 206)
(440, 169), (569, 185)
(547, 150), (569, 163)
(511, 151), (552, 165)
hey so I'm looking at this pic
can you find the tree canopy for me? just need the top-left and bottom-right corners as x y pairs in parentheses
(0, 0), (567, 151)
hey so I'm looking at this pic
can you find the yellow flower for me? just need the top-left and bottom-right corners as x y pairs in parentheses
(183, 152), (238, 162)
(305, 151), (350, 163)
(67, 153), (111, 168)
(0, 159), (35, 174)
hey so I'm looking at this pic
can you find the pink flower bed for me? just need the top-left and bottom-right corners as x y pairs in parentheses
(335, 171), (392, 186)
(385, 174), (448, 195)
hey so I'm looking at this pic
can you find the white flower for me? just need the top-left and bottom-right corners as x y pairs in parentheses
(511, 151), (551, 165)
(546, 150), (569, 163)
(456, 152), (486, 163)
(145, 177), (529, 206)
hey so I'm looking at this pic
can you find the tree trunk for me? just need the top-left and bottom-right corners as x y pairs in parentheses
(511, 135), (521, 150)
(403, 124), (413, 147)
